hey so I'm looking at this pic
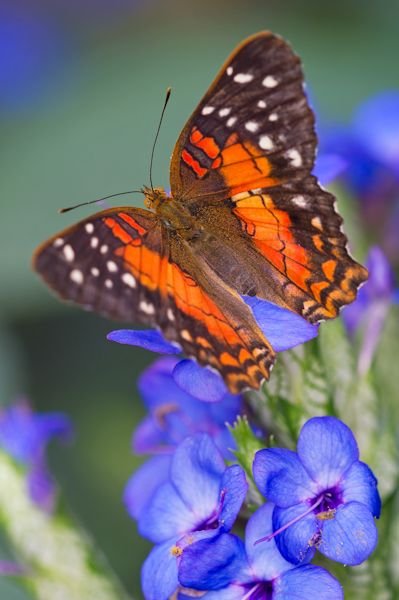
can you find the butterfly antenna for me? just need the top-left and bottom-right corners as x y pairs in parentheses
(59, 190), (142, 214)
(149, 87), (172, 191)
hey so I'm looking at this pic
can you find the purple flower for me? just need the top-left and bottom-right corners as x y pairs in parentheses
(132, 356), (241, 455)
(136, 434), (248, 600)
(253, 417), (381, 566)
(343, 246), (399, 374)
(108, 297), (318, 398)
(179, 503), (343, 599)
(0, 399), (72, 512)
(124, 356), (243, 519)
(321, 91), (399, 262)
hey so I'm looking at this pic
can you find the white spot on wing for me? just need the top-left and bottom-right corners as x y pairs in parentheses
(105, 279), (113, 289)
(140, 300), (155, 315)
(91, 237), (99, 248)
(259, 135), (274, 150)
(292, 195), (307, 208)
(91, 267), (100, 277)
(107, 260), (118, 272)
(245, 121), (258, 132)
(232, 191), (249, 202)
(181, 329), (192, 341)
(167, 308), (175, 321)
(287, 149), (303, 167)
(269, 113), (278, 121)
(202, 106), (214, 115)
(70, 269), (83, 284)
(85, 223), (94, 234)
(312, 216), (323, 230)
(122, 273), (136, 288)
(262, 75), (278, 88)
(219, 107), (231, 117)
(100, 244), (108, 254)
(227, 116), (237, 127)
(63, 244), (75, 262)
(53, 238), (64, 247)
(234, 73), (253, 84)
(257, 100), (267, 108)
(226, 66), (233, 76)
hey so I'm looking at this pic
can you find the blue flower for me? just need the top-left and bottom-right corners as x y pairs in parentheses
(179, 503), (343, 599)
(108, 297), (318, 397)
(253, 417), (381, 566)
(124, 356), (243, 519)
(321, 91), (399, 262)
(343, 246), (399, 374)
(0, 399), (72, 512)
(136, 434), (248, 600)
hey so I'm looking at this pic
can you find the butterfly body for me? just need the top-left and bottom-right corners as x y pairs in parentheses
(33, 31), (367, 392)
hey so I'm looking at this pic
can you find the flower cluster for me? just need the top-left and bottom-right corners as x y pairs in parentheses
(125, 416), (380, 599)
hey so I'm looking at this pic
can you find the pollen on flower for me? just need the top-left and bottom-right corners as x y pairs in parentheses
(170, 545), (183, 557)
(316, 508), (337, 521)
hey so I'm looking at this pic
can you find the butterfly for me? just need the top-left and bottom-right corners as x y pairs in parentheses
(33, 31), (367, 393)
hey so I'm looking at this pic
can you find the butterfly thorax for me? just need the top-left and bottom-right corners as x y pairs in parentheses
(143, 185), (202, 240)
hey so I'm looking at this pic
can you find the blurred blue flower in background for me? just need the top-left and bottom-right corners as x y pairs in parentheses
(253, 417), (380, 566)
(136, 434), (248, 600)
(179, 503), (343, 599)
(0, 4), (72, 114)
(321, 91), (399, 262)
(0, 399), (72, 512)
(343, 246), (399, 374)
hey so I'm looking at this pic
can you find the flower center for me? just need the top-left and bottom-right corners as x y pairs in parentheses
(255, 488), (342, 546)
(242, 581), (274, 600)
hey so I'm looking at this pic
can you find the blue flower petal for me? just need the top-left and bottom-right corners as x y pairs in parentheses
(132, 415), (167, 454)
(170, 434), (225, 516)
(107, 329), (181, 354)
(242, 296), (318, 352)
(319, 501), (378, 565)
(27, 460), (56, 513)
(142, 541), (179, 600)
(341, 461), (381, 517)
(274, 564), (343, 600)
(199, 589), (244, 600)
(137, 356), (193, 411)
(245, 504), (293, 581)
(313, 153), (347, 185)
(124, 455), (171, 520)
(179, 534), (247, 590)
(297, 417), (359, 487)
(172, 359), (230, 403)
(219, 465), (248, 531)
(253, 448), (316, 507)
(366, 246), (395, 298)
(273, 504), (317, 565)
(139, 481), (198, 543)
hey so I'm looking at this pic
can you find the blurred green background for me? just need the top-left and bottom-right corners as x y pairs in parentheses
(1, 0), (398, 597)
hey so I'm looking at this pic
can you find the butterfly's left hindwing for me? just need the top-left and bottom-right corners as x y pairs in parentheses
(33, 207), (275, 392)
